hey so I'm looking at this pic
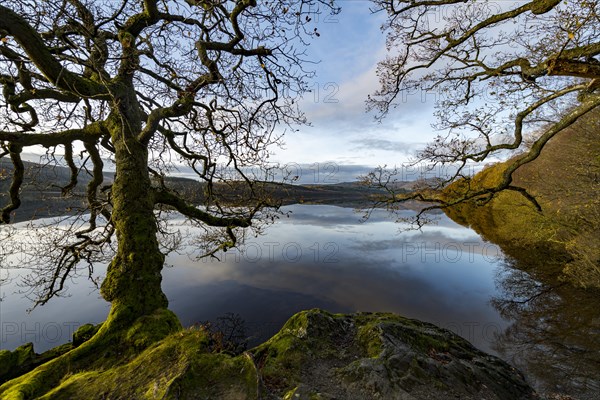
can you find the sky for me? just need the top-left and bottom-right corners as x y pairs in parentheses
(277, 0), (577, 183)
(16, 1), (446, 184)
(268, 1), (442, 180)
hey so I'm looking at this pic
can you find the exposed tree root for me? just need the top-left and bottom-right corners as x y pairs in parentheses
(0, 308), (181, 400)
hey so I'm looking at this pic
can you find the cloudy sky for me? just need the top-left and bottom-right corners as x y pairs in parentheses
(18, 1), (444, 183)
(269, 1), (441, 178)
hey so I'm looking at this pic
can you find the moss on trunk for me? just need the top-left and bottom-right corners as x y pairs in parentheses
(0, 111), (184, 398)
(99, 113), (169, 327)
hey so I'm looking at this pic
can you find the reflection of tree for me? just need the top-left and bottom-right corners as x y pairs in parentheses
(491, 257), (600, 398)
(196, 312), (248, 355)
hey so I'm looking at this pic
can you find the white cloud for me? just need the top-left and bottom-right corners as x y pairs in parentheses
(271, 2), (446, 168)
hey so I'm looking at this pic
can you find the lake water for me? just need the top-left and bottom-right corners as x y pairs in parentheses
(1, 204), (598, 398)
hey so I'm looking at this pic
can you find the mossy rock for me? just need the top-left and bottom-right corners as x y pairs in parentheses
(0, 309), (537, 399)
(72, 323), (102, 347)
(0, 322), (105, 385)
(256, 309), (536, 400)
(0, 344), (36, 383)
(0, 342), (73, 385)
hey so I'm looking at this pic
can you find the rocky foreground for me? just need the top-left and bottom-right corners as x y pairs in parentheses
(0, 309), (537, 399)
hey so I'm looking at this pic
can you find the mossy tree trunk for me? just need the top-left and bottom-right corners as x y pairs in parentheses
(100, 90), (168, 328)
(0, 0), (317, 321)
(0, 1), (330, 396)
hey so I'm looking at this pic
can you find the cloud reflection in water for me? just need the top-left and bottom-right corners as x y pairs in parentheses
(163, 204), (506, 353)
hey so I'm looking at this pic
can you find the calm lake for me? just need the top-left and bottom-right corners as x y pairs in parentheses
(1, 204), (598, 398)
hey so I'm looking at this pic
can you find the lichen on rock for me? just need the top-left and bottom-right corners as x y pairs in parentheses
(0, 309), (538, 399)
(253, 309), (536, 400)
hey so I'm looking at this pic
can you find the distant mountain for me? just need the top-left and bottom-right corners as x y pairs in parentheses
(0, 160), (95, 222)
(0, 161), (395, 222)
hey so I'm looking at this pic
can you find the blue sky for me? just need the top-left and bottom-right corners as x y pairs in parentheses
(18, 1), (444, 183)
(270, 1), (441, 172)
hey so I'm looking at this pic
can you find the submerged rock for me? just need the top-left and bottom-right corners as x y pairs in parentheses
(0, 309), (538, 399)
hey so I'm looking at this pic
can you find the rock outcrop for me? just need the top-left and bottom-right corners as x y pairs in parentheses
(253, 309), (536, 400)
(0, 309), (537, 399)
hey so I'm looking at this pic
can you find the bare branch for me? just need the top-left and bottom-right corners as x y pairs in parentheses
(367, 0), (600, 224)
(0, 5), (112, 99)
(0, 145), (24, 223)
(153, 188), (252, 228)
(0, 122), (107, 147)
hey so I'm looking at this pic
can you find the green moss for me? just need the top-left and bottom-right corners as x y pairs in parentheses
(443, 161), (565, 265)
(0, 342), (72, 386)
(0, 344), (35, 382)
(123, 308), (182, 350)
(252, 309), (359, 389)
(282, 384), (329, 400)
(14, 344), (35, 366)
(353, 313), (461, 358)
(283, 386), (299, 400)
(36, 331), (197, 399)
(72, 324), (101, 347)
(356, 321), (383, 358)
(169, 350), (258, 399)
(0, 309), (536, 399)
(354, 313), (421, 357)
(442, 109), (600, 287)
(24, 327), (259, 400)
(0, 354), (71, 400)
(36, 344), (73, 364)
(0, 308), (182, 399)
(0, 351), (12, 377)
(252, 329), (305, 387)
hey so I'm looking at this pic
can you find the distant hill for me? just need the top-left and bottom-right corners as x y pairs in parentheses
(1, 161), (393, 222)
(153, 176), (386, 207)
(0, 160), (95, 222)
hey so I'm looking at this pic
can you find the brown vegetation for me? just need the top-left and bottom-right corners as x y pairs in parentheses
(444, 109), (600, 287)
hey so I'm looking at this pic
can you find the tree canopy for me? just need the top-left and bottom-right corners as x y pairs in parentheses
(365, 0), (600, 223)
(0, 0), (335, 313)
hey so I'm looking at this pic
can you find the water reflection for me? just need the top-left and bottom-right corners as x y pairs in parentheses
(2, 204), (505, 356)
(2, 204), (598, 397)
(163, 204), (506, 353)
(491, 258), (600, 399)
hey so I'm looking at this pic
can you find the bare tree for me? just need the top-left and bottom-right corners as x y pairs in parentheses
(0, 0), (336, 335)
(364, 0), (600, 224)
